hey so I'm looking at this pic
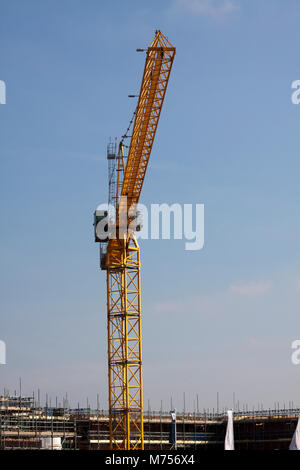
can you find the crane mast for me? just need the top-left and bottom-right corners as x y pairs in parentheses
(94, 31), (175, 450)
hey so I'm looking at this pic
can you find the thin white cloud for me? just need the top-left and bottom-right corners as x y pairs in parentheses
(153, 279), (274, 315)
(173, 0), (240, 19)
(153, 299), (185, 314)
(153, 294), (219, 314)
(229, 280), (273, 296)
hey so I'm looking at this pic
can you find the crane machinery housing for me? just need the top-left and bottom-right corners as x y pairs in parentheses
(94, 30), (175, 450)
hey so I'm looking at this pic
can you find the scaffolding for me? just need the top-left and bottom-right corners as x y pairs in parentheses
(0, 394), (299, 450)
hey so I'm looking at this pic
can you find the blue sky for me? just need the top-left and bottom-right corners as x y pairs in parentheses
(0, 0), (299, 411)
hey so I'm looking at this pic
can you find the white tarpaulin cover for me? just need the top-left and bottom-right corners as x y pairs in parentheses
(289, 416), (300, 450)
(225, 410), (235, 450)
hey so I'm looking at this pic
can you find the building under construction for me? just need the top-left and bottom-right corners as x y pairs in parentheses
(1, 395), (299, 450)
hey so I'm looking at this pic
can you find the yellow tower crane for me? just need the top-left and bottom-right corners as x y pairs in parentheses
(94, 30), (175, 450)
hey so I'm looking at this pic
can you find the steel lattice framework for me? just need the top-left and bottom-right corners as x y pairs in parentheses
(117, 31), (176, 235)
(97, 30), (175, 450)
(106, 235), (143, 449)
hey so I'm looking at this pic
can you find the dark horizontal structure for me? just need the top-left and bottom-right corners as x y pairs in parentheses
(0, 395), (298, 450)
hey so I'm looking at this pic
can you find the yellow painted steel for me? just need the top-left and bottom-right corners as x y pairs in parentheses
(105, 31), (175, 450)
(121, 32), (176, 207)
(107, 234), (143, 449)
(106, 31), (176, 267)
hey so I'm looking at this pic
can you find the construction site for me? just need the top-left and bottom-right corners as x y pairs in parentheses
(1, 1), (300, 454)
(0, 394), (299, 450)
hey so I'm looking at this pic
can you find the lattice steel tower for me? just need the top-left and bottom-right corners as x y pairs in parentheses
(94, 30), (175, 450)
